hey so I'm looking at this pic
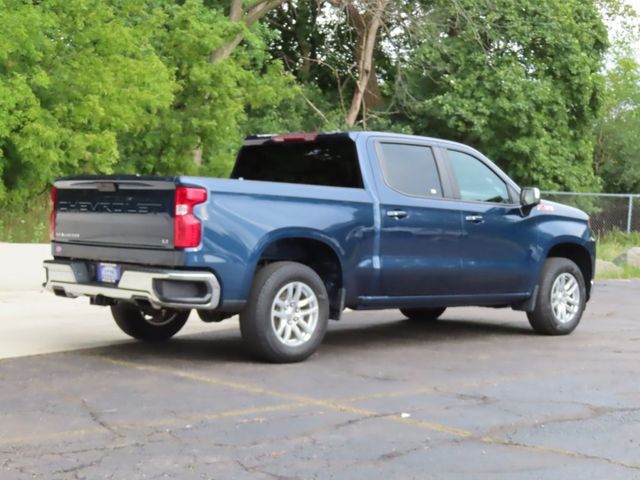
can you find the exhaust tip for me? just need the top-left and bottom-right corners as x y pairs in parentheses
(153, 278), (211, 304)
(52, 287), (67, 297)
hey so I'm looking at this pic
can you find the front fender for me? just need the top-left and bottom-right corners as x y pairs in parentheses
(532, 217), (596, 293)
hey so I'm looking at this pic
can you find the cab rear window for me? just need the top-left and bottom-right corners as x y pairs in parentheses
(231, 136), (363, 188)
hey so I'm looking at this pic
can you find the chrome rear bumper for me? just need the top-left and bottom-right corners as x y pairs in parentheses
(43, 260), (220, 310)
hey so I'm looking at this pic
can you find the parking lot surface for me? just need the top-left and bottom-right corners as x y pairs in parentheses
(1, 280), (639, 479)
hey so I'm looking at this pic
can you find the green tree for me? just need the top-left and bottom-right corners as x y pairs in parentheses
(594, 52), (640, 192)
(117, 0), (298, 178)
(0, 0), (174, 204)
(0, 0), (298, 205)
(391, 0), (608, 191)
(0, 0), (627, 215)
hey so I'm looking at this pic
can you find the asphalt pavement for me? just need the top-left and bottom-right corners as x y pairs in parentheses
(1, 275), (639, 479)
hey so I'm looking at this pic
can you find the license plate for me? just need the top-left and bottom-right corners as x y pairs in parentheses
(97, 263), (121, 284)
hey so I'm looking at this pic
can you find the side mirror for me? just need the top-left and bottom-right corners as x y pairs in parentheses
(520, 187), (541, 207)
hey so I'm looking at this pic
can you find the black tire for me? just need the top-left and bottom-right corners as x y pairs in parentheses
(110, 302), (190, 341)
(400, 307), (446, 321)
(240, 261), (329, 363)
(527, 258), (586, 335)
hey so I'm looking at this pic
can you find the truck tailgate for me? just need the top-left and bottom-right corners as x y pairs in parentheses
(53, 177), (177, 249)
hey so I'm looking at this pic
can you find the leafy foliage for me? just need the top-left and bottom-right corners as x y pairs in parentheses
(393, 0), (608, 191)
(118, 0), (300, 178)
(0, 0), (177, 204)
(594, 51), (640, 193)
(0, 0), (299, 205)
(0, 0), (636, 228)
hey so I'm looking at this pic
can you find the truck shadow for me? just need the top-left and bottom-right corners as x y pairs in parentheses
(83, 315), (535, 364)
(323, 316), (534, 349)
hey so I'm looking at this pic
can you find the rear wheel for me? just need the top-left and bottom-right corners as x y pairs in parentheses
(110, 302), (190, 341)
(527, 258), (586, 335)
(400, 307), (446, 321)
(240, 261), (329, 363)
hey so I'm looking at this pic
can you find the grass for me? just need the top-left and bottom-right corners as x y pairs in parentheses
(595, 230), (640, 279)
(1, 199), (638, 278)
(0, 195), (50, 243)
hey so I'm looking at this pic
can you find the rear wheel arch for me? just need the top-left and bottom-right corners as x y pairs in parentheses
(240, 261), (330, 362)
(254, 235), (345, 319)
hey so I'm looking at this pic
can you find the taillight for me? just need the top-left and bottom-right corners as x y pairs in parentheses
(174, 186), (207, 248)
(49, 186), (57, 241)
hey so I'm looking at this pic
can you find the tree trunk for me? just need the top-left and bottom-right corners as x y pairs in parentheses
(196, 0), (287, 165)
(343, 0), (389, 127)
(209, 0), (287, 63)
(209, 35), (244, 63)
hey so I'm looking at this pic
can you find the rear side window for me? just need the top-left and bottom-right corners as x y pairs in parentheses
(231, 137), (363, 188)
(377, 143), (442, 197)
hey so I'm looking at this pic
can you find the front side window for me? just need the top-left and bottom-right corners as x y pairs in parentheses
(377, 143), (443, 198)
(448, 150), (510, 203)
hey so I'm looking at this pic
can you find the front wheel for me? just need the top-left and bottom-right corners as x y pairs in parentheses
(527, 258), (586, 335)
(240, 262), (329, 363)
(400, 307), (446, 321)
(110, 302), (190, 341)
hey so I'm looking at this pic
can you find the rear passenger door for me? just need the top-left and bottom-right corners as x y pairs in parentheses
(445, 149), (537, 295)
(371, 140), (464, 297)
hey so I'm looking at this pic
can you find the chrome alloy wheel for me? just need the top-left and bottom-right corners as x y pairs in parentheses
(271, 281), (319, 347)
(550, 272), (580, 324)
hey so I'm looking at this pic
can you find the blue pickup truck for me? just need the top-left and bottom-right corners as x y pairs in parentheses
(44, 132), (595, 362)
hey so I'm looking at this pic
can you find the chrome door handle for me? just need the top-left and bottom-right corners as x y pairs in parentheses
(465, 214), (484, 224)
(386, 210), (408, 219)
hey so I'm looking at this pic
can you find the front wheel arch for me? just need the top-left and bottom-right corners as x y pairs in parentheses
(545, 242), (593, 299)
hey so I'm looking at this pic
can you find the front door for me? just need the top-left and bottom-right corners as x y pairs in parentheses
(446, 149), (538, 295)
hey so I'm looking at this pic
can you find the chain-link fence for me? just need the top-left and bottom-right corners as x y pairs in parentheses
(542, 192), (640, 235)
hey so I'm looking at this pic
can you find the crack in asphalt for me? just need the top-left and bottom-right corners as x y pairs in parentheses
(485, 404), (640, 439)
(81, 398), (124, 439)
(482, 436), (640, 472)
(375, 443), (429, 462)
(236, 458), (300, 480)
